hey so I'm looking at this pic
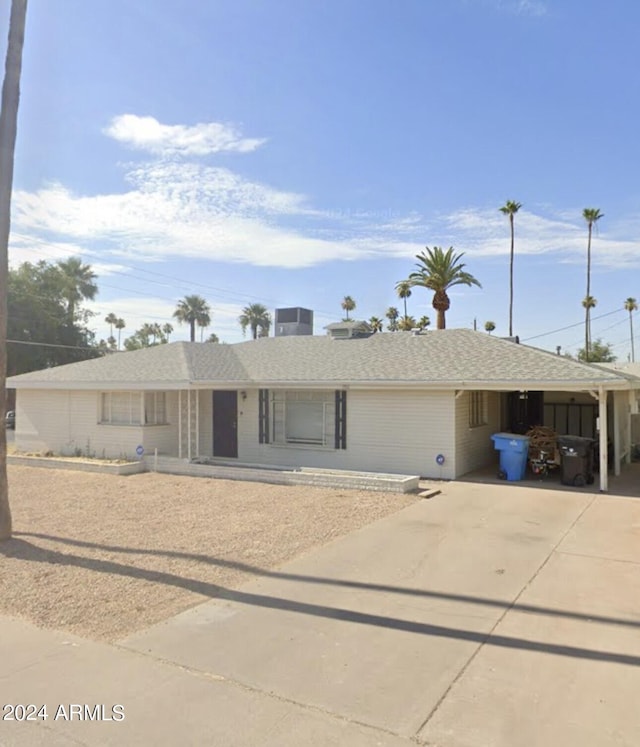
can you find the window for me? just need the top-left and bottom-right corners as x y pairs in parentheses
(101, 391), (167, 425)
(469, 391), (486, 427)
(144, 392), (167, 425)
(101, 392), (141, 425)
(268, 390), (346, 448)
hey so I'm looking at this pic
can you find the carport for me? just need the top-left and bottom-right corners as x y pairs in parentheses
(489, 381), (639, 492)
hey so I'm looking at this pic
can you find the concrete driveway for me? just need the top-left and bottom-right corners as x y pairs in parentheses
(2, 479), (640, 745)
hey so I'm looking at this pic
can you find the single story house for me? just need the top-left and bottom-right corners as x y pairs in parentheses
(7, 328), (640, 492)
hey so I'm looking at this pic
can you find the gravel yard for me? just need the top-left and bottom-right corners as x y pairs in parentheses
(0, 466), (416, 642)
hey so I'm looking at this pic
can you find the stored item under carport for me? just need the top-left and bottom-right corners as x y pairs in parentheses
(556, 435), (595, 487)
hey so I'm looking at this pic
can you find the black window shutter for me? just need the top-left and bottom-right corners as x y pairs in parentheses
(334, 390), (347, 449)
(259, 389), (270, 443)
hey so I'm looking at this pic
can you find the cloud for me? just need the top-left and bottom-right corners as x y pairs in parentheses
(470, 0), (547, 17)
(11, 163), (423, 269)
(8, 232), (137, 277)
(104, 114), (266, 156)
(512, 0), (547, 16)
(10, 114), (640, 275)
(440, 206), (639, 269)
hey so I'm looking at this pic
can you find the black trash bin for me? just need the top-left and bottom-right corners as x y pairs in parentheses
(556, 435), (595, 487)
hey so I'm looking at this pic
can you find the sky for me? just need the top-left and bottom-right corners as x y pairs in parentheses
(3, 0), (640, 358)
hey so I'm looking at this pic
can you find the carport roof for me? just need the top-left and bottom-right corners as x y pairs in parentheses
(7, 329), (638, 392)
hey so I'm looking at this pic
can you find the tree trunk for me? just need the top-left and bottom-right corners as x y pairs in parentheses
(631, 312), (635, 363)
(432, 291), (450, 330)
(189, 320), (195, 342)
(0, 0), (28, 541)
(585, 222), (592, 362)
(508, 213), (514, 337)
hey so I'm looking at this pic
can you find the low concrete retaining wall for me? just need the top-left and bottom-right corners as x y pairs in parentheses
(146, 456), (419, 493)
(8, 455), (147, 476)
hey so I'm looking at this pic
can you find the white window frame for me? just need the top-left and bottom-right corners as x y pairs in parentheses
(144, 392), (167, 425)
(271, 390), (334, 447)
(100, 391), (167, 426)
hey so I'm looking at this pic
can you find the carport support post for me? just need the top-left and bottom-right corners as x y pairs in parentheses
(178, 391), (182, 459)
(187, 389), (192, 461)
(627, 390), (636, 464)
(598, 386), (608, 492)
(612, 391), (621, 476)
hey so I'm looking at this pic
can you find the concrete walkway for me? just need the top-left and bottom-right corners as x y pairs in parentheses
(2, 480), (640, 745)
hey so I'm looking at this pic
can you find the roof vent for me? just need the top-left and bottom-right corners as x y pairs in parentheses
(324, 321), (372, 339)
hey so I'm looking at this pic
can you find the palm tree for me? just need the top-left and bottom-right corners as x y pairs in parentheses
(140, 323), (155, 346)
(395, 280), (412, 322)
(407, 246), (482, 330)
(499, 200), (521, 337)
(149, 323), (163, 344)
(625, 297), (637, 362)
(115, 318), (126, 350)
(368, 316), (383, 333)
(239, 303), (271, 339)
(398, 315), (417, 331)
(105, 312), (118, 339)
(417, 315), (431, 331)
(0, 0), (28, 541)
(341, 295), (356, 320)
(173, 295), (212, 342)
(162, 322), (173, 343)
(485, 320), (496, 334)
(385, 306), (399, 331)
(56, 256), (97, 321)
(582, 208), (603, 362)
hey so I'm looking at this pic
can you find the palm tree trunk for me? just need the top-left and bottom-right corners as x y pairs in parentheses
(585, 222), (592, 362)
(189, 320), (195, 342)
(0, 0), (28, 540)
(403, 296), (407, 321)
(508, 214), (514, 337)
(630, 311), (635, 363)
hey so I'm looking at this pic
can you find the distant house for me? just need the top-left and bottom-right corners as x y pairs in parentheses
(7, 329), (639, 491)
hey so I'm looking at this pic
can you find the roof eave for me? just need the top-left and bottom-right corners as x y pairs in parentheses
(8, 380), (193, 391)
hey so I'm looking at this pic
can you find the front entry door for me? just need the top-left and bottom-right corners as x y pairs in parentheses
(213, 391), (238, 458)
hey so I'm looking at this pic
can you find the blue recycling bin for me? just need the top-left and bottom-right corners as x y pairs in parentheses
(491, 433), (530, 481)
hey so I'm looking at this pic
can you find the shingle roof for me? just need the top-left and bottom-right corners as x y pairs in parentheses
(7, 329), (635, 390)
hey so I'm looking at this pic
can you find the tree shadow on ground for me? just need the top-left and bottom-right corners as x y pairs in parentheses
(2, 535), (640, 667)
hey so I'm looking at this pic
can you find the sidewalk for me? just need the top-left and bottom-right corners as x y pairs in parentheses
(2, 480), (640, 745)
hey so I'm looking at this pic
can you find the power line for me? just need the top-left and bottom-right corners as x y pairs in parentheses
(12, 239), (341, 318)
(7, 338), (107, 352)
(521, 308), (623, 342)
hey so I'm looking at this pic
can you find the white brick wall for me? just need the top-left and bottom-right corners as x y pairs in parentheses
(454, 391), (501, 477)
(16, 389), (176, 461)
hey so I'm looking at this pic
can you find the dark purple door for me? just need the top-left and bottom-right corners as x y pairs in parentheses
(213, 391), (238, 458)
